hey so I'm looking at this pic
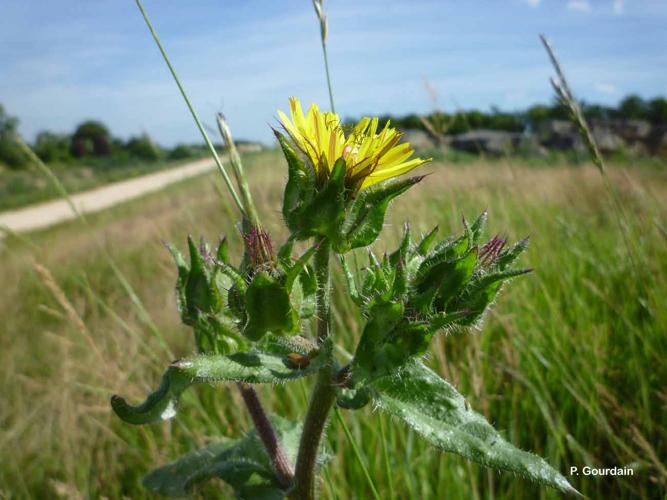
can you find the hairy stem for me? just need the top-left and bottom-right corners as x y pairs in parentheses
(314, 238), (332, 341)
(291, 239), (335, 499)
(237, 383), (294, 488)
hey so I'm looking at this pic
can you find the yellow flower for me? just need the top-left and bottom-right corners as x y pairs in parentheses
(278, 97), (430, 192)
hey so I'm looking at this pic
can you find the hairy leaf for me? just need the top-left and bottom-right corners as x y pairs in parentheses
(339, 256), (362, 305)
(111, 347), (330, 425)
(166, 243), (189, 322)
(275, 130), (309, 230)
(373, 362), (579, 495)
(417, 225), (440, 256)
(143, 416), (302, 498)
(339, 176), (423, 251)
(244, 271), (299, 341)
(495, 237), (530, 270)
(469, 210), (488, 244)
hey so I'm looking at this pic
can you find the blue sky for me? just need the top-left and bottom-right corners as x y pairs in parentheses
(1, 0), (666, 145)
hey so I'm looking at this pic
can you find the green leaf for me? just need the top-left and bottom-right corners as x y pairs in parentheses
(417, 225), (439, 256)
(373, 362), (579, 496)
(495, 237), (529, 270)
(166, 243), (189, 322)
(111, 347), (330, 425)
(284, 244), (318, 291)
(216, 236), (230, 265)
(351, 301), (405, 385)
(339, 176), (423, 251)
(415, 247), (478, 310)
(185, 235), (222, 321)
(391, 255), (409, 299)
(388, 223), (412, 267)
(466, 268), (532, 296)
(470, 210), (488, 244)
(367, 250), (390, 295)
(218, 262), (248, 294)
(337, 385), (372, 410)
(450, 267), (531, 327)
(294, 264), (317, 319)
(194, 313), (245, 355)
(428, 310), (472, 333)
(434, 247), (479, 309)
(143, 416), (302, 498)
(244, 272), (299, 341)
(275, 130), (310, 231)
(303, 158), (348, 240)
(421, 231), (469, 270)
(277, 236), (295, 265)
(339, 256), (362, 305)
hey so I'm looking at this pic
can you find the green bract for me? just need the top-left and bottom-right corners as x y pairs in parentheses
(276, 130), (424, 253)
(342, 214), (531, 387)
(166, 234), (319, 350)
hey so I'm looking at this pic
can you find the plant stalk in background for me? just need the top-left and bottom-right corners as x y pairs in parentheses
(312, 0), (335, 113)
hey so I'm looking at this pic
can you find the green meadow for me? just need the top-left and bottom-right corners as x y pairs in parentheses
(1, 150), (665, 499)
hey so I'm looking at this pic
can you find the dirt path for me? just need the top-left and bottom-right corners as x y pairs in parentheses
(0, 158), (215, 236)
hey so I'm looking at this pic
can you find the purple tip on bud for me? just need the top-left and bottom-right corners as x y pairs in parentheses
(480, 235), (506, 266)
(243, 227), (274, 268)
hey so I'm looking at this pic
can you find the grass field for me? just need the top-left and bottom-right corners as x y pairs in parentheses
(1, 150), (665, 499)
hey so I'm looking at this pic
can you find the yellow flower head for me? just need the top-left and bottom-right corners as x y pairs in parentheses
(278, 97), (430, 193)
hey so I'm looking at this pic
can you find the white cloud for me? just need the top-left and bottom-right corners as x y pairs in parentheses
(524, 0), (541, 7)
(594, 82), (617, 94)
(567, 0), (591, 12)
(613, 0), (625, 15)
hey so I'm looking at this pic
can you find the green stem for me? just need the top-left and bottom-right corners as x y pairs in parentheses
(321, 39), (336, 114)
(134, 0), (245, 215)
(314, 238), (332, 341)
(292, 239), (335, 499)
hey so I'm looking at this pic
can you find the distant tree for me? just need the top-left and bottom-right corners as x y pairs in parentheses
(399, 113), (424, 130)
(126, 133), (161, 161)
(618, 95), (648, 120)
(447, 112), (469, 135)
(465, 110), (485, 130)
(344, 93), (667, 145)
(71, 120), (112, 157)
(168, 144), (195, 160)
(34, 131), (72, 163)
(525, 105), (551, 126)
(581, 102), (614, 122)
(486, 107), (523, 132)
(0, 104), (30, 169)
(541, 97), (571, 121)
(0, 104), (19, 136)
(647, 97), (667, 125)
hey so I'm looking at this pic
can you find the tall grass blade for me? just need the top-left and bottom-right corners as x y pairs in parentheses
(134, 0), (245, 215)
